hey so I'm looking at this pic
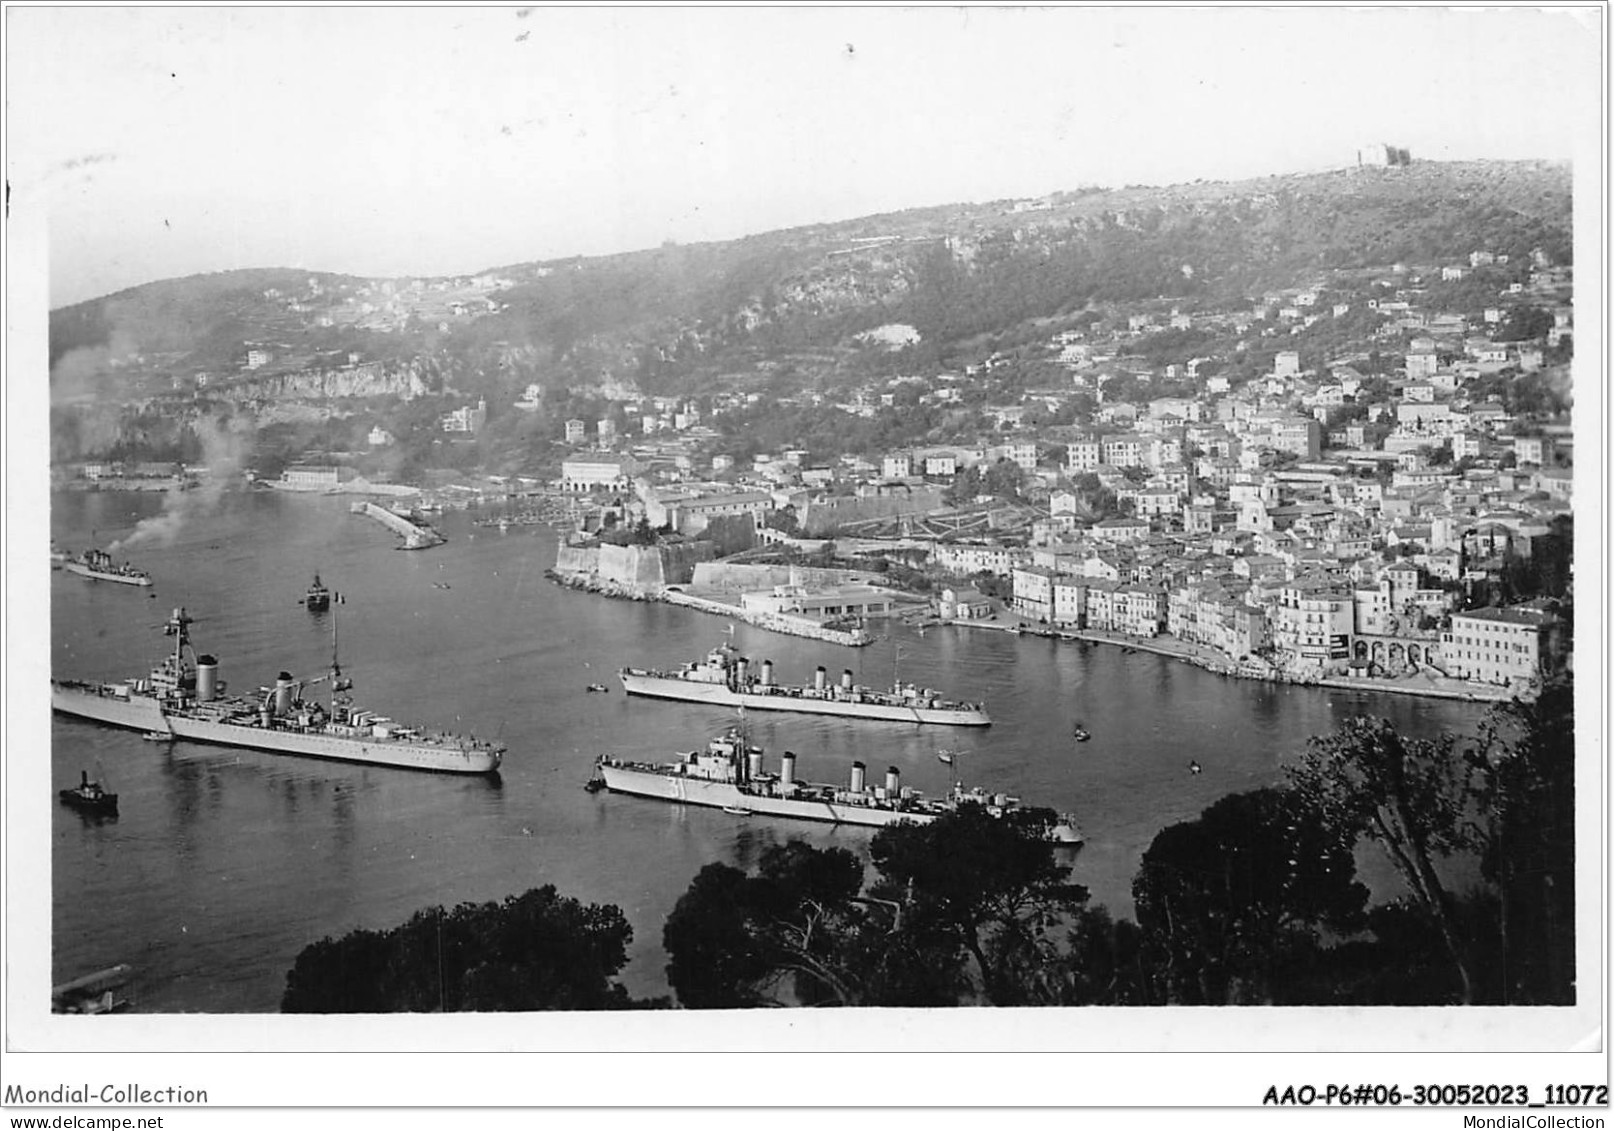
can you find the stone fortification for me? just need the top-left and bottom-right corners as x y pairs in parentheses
(689, 562), (881, 591)
(799, 487), (947, 536)
(554, 541), (715, 590)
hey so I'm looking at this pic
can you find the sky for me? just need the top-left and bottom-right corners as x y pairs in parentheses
(6, 5), (1603, 308)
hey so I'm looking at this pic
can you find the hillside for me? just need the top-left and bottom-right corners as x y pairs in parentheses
(46, 159), (1572, 469)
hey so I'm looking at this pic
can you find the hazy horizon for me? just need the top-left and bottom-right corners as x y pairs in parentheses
(9, 7), (1598, 309)
(41, 151), (1576, 311)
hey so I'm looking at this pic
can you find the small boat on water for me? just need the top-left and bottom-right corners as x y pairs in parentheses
(53, 964), (134, 1014)
(59, 771), (118, 815)
(586, 683), (610, 694)
(936, 750), (956, 765)
(304, 574), (331, 611)
(1072, 723), (1091, 742)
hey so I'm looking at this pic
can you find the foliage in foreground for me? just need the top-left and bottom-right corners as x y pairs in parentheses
(663, 675), (1575, 1008)
(281, 885), (650, 1012)
(280, 678), (1574, 1010)
(663, 806), (1094, 1007)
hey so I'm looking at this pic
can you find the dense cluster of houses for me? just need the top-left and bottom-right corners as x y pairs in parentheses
(552, 249), (1573, 695)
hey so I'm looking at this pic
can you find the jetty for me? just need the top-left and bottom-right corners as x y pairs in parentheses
(349, 501), (446, 550)
(545, 569), (873, 646)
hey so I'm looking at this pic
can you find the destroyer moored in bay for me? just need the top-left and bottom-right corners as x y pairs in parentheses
(592, 727), (1080, 842)
(52, 607), (503, 774)
(62, 548), (152, 587)
(620, 644), (991, 726)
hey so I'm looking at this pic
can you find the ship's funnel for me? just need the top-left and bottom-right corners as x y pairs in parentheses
(814, 666), (827, 691)
(747, 748), (763, 780)
(886, 766), (901, 794)
(760, 660), (773, 686)
(841, 669), (853, 690)
(736, 657), (748, 685)
(274, 672), (295, 716)
(849, 761), (866, 793)
(780, 751), (796, 787)
(195, 655), (219, 702)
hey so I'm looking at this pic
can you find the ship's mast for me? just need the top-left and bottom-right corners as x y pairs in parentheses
(328, 605), (350, 709)
(168, 607), (193, 671)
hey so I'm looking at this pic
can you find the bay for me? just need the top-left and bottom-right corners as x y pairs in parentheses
(49, 487), (1486, 1011)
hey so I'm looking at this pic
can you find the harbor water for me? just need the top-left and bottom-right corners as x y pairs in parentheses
(48, 488), (1487, 1011)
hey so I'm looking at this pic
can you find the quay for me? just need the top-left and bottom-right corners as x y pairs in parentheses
(944, 616), (1516, 703)
(350, 501), (446, 550)
(545, 570), (873, 646)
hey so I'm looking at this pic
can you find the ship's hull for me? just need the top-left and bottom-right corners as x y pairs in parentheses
(52, 684), (501, 774)
(63, 563), (152, 586)
(598, 764), (937, 828)
(619, 672), (991, 726)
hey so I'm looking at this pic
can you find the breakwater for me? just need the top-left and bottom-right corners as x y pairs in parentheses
(349, 501), (445, 549)
(546, 568), (872, 646)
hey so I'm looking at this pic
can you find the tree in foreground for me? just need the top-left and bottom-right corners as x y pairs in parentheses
(663, 807), (1093, 1007)
(1287, 673), (1576, 1005)
(1132, 788), (1368, 1004)
(663, 841), (875, 1007)
(1469, 674), (1575, 1003)
(282, 885), (644, 1012)
(867, 805), (1090, 1005)
(1287, 717), (1481, 1002)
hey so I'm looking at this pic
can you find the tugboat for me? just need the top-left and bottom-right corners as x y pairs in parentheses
(59, 771), (118, 815)
(304, 574), (331, 612)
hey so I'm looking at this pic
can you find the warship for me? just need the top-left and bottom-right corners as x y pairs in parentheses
(52, 607), (503, 774)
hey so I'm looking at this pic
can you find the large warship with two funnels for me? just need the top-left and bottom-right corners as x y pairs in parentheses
(619, 644), (991, 726)
(52, 607), (503, 774)
(593, 727), (1080, 843)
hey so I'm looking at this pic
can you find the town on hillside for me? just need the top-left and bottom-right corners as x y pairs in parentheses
(544, 247), (1573, 701)
(53, 182), (1575, 704)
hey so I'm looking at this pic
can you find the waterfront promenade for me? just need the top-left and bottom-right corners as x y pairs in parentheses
(944, 613), (1517, 703)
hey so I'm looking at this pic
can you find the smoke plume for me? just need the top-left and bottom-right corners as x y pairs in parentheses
(110, 416), (255, 552)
